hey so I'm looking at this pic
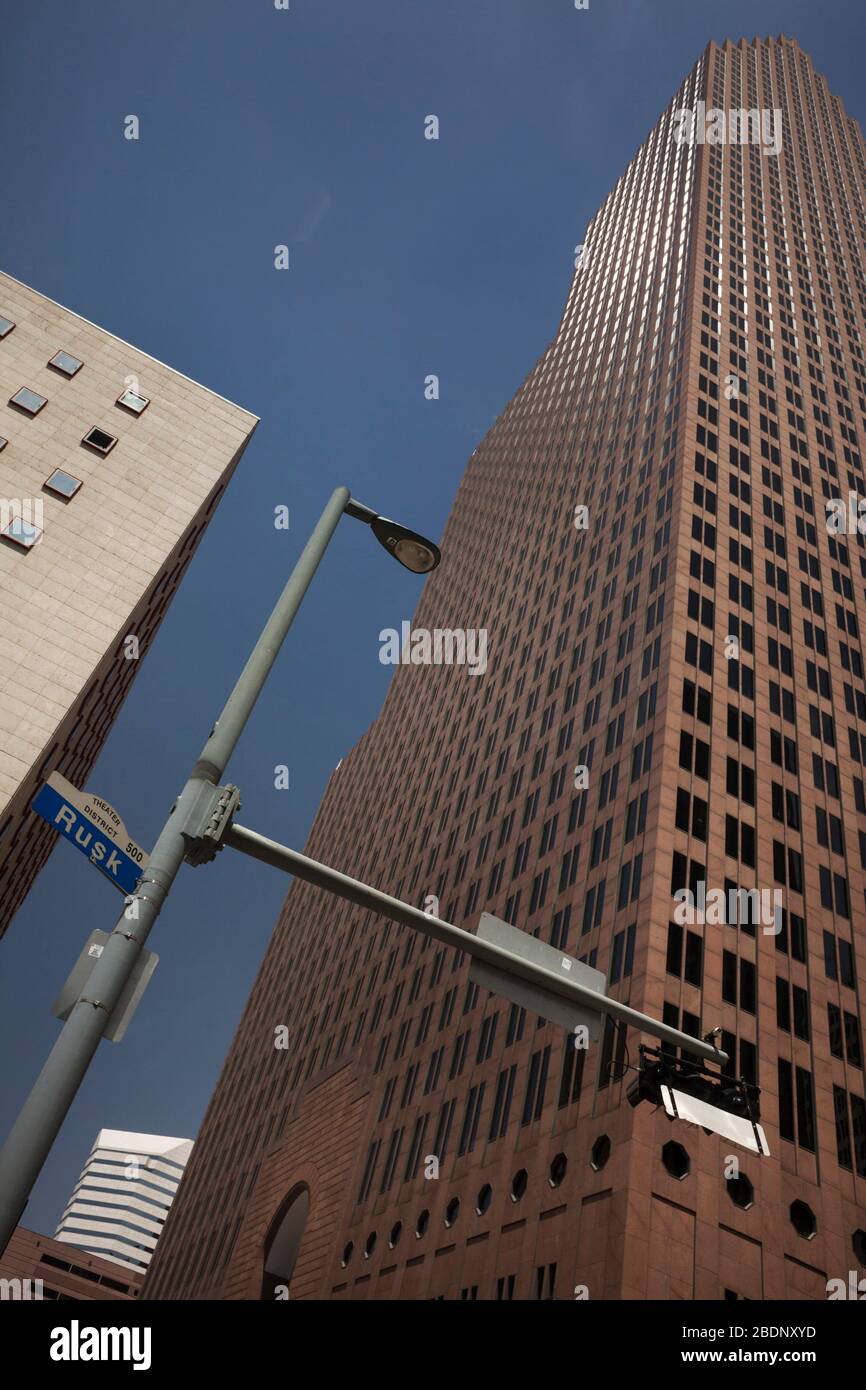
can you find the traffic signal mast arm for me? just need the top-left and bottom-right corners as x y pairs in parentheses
(220, 820), (728, 1066)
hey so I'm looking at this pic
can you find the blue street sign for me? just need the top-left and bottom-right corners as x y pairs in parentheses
(32, 775), (148, 896)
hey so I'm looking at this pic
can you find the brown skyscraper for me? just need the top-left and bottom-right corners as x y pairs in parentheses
(146, 37), (866, 1301)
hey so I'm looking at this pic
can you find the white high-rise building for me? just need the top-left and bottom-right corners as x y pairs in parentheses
(55, 1129), (193, 1273)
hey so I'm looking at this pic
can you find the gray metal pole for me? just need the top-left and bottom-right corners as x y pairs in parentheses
(0, 487), (351, 1252)
(223, 822), (728, 1065)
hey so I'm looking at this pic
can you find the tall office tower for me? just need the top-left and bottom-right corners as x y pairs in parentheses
(55, 1129), (193, 1274)
(146, 37), (866, 1302)
(0, 271), (257, 938)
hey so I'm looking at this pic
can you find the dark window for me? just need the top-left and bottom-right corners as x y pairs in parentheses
(776, 977), (791, 1032)
(795, 1067), (816, 1152)
(521, 1047), (550, 1125)
(722, 950), (737, 1004)
(684, 931), (703, 987)
(558, 1038), (585, 1108)
(778, 1059), (795, 1142)
(82, 426), (117, 455)
(792, 986), (810, 1042)
(834, 1086), (853, 1169)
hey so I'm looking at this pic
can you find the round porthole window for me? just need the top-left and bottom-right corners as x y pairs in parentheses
(475, 1183), (492, 1215)
(549, 1152), (568, 1188)
(790, 1201), (816, 1240)
(662, 1140), (690, 1180)
(590, 1134), (611, 1172)
(726, 1172), (754, 1210)
(510, 1168), (528, 1202)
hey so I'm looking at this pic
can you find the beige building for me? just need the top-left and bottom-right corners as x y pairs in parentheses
(55, 1128), (193, 1274)
(0, 271), (257, 939)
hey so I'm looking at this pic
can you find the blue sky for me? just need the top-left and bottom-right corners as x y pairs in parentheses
(1, 0), (864, 1239)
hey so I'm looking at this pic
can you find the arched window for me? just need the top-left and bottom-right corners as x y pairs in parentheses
(260, 1185), (310, 1299)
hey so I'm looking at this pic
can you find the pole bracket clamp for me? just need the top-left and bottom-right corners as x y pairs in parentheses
(181, 783), (242, 866)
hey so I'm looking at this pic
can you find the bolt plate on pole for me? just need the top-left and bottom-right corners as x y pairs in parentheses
(181, 783), (242, 866)
(469, 912), (608, 1038)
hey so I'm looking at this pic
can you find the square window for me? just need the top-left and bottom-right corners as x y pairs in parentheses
(44, 468), (82, 499)
(48, 350), (83, 378)
(9, 387), (47, 416)
(82, 426), (117, 455)
(116, 388), (149, 415)
(0, 315), (15, 339)
(2, 515), (42, 549)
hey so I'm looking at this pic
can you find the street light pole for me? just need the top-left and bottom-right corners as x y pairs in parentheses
(0, 475), (736, 1252)
(0, 485), (376, 1252)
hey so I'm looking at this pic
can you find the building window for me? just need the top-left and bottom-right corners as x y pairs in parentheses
(82, 426), (117, 456)
(521, 1046), (550, 1125)
(488, 1065), (516, 1141)
(116, 388), (150, 415)
(457, 1084), (484, 1156)
(510, 1168), (528, 1202)
(9, 386), (47, 416)
(725, 1172), (754, 1210)
(534, 1262), (557, 1300)
(590, 1134), (611, 1171)
(48, 350), (83, 377)
(549, 1152), (567, 1187)
(0, 315), (15, 338)
(1, 515), (43, 550)
(558, 1036), (585, 1107)
(795, 1066), (816, 1152)
(44, 469), (82, 500)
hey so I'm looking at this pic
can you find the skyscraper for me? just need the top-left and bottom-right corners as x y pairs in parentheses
(55, 1129), (193, 1274)
(0, 271), (257, 939)
(145, 36), (866, 1301)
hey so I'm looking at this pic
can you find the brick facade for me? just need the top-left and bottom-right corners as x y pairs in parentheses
(145, 37), (866, 1301)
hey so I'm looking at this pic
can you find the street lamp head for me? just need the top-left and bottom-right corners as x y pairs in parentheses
(370, 516), (441, 573)
(343, 497), (442, 573)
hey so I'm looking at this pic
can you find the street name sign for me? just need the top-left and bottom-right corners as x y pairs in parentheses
(660, 1085), (770, 1156)
(469, 912), (608, 1038)
(32, 772), (149, 896)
